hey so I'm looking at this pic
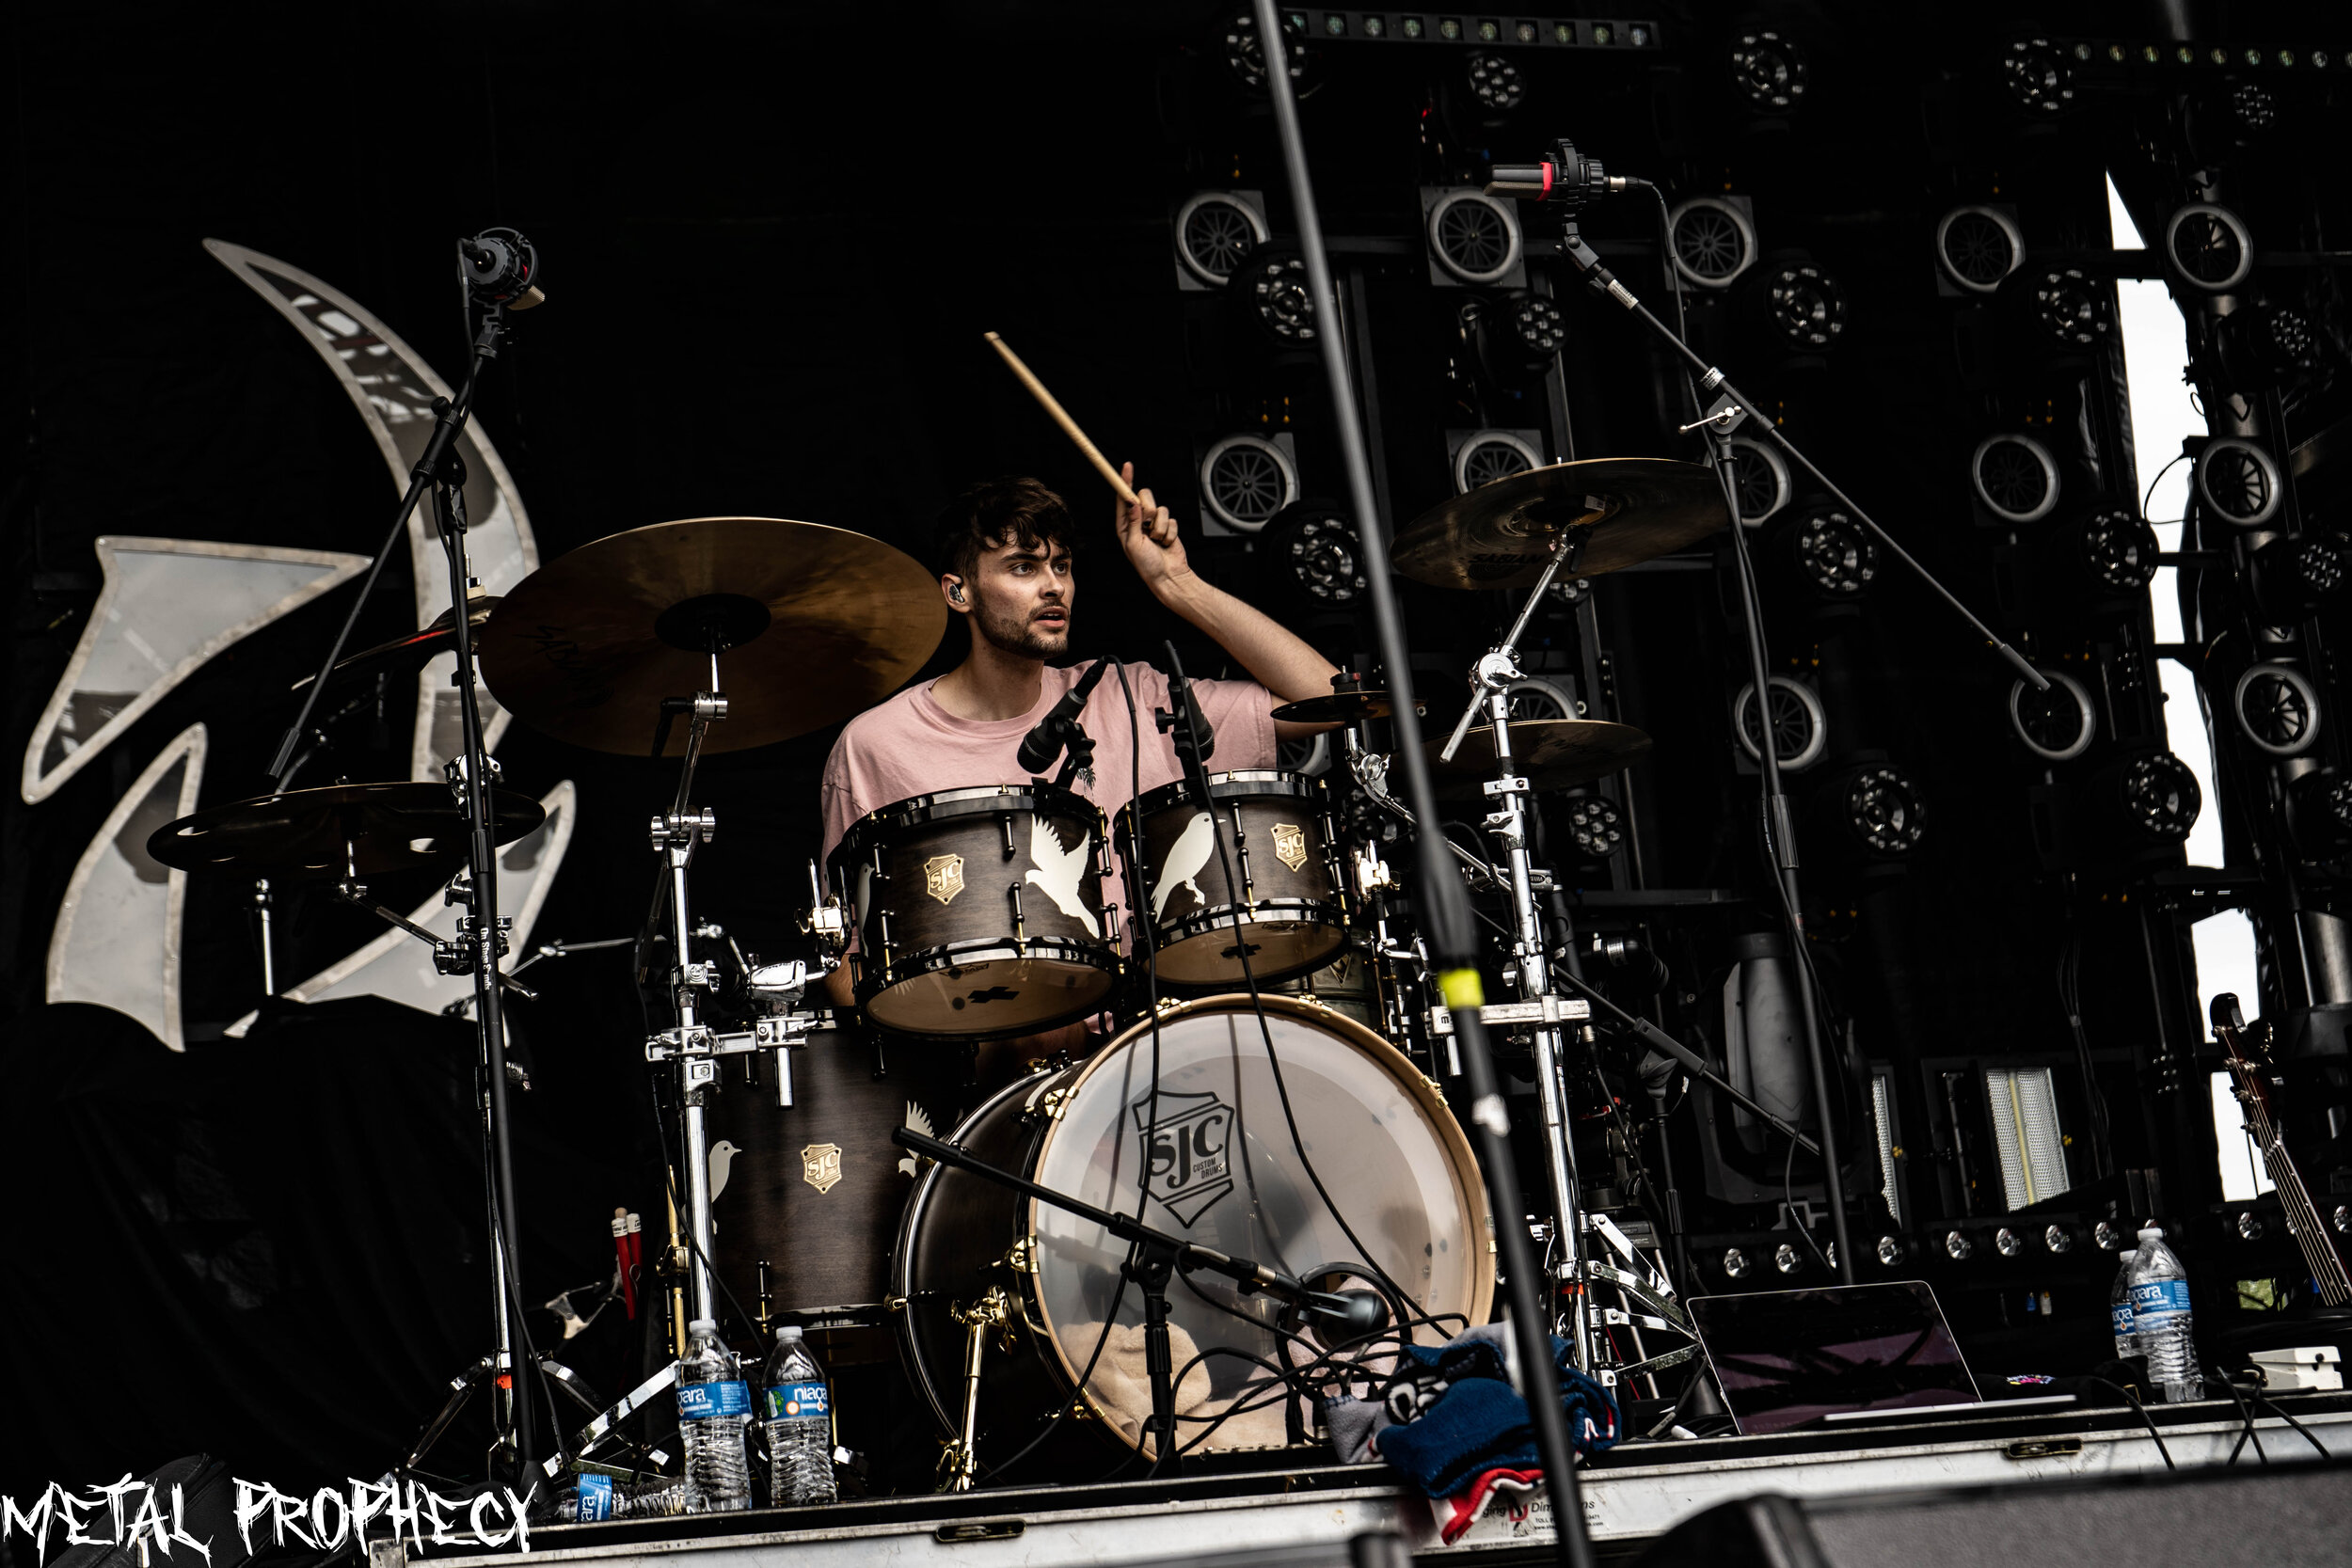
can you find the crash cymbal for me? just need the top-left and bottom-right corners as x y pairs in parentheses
(477, 517), (945, 755)
(1271, 690), (1427, 724)
(1423, 720), (1652, 799)
(290, 595), (501, 692)
(1391, 456), (1730, 590)
(148, 783), (546, 879)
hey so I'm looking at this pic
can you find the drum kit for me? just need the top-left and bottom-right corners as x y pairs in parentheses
(146, 452), (1737, 1488)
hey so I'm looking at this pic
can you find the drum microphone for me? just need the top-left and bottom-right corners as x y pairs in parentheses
(460, 226), (546, 309)
(1017, 657), (1113, 776)
(1483, 136), (1646, 211)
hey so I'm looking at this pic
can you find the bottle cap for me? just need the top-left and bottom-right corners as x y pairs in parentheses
(2137, 1227), (2164, 1242)
(688, 1317), (719, 1337)
(776, 1324), (804, 1341)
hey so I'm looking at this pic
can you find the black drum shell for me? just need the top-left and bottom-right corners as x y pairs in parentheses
(834, 784), (1120, 1037)
(1118, 770), (1346, 988)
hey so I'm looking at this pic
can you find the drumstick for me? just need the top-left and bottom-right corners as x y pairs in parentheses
(984, 331), (1140, 505)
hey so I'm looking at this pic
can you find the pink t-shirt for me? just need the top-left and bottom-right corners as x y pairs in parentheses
(819, 660), (1279, 946)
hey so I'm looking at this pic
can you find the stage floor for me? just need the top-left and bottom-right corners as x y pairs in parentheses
(398, 1392), (2352, 1566)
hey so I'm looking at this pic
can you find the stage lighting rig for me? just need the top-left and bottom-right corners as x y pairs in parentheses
(1666, 198), (1756, 289)
(1933, 206), (2025, 296)
(2030, 268), (2115, 350)
(2164, 202), (2254, 293)
(2194, 436), (2283, 529)
(1832, 764), (1929, 861)
(1734, 676), (1827, 773)
(1465, 51), (1525, 110)
(1726, 30), (1806, 113)
(2010, 670), (2098, 763)
(1763, 264), (1846, 351)
(1234, 249), (1318, 342)
(2002, 37), (2077, 115)
(2288, 769), (2352, 859)
(1970, 434), (2061, 526)
(2214, 301), (2325, 388)
(2103, 752), (2202, 844)
(1791, 510), (1877, 599)
(1728, 438), (1791, 527)
(2078, 507), (2159, 593)
(1559, 793), (1625, 860)
(1263, 503), (1368, 604)
(1172, 191), (1267, 288)
(2233, 662), (2322, 757)
(2250, 532), (2351, 622)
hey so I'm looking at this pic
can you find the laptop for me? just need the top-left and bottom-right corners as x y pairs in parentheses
(1686, 1280), (2073, 1434)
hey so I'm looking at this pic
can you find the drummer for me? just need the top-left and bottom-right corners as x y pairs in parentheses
(819, 465), (1339, 1031)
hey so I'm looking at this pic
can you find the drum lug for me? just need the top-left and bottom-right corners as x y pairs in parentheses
(1000, 812), (1017, 861)
(1004, 1236), (1036, 1275)
(1009, 881), (1026, 956)
(1034, 1086), (1075, 1122)
(883, 1294), (909, 1313)
(1229, 804), (1257, 909)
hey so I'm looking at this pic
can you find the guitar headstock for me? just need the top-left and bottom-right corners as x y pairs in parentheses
(2211, 992), (2246, 1035)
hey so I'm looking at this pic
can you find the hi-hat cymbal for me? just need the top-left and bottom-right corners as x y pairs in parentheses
(477, 517), (944, 755)
(1424, 720), (1651, 799)
(291, 595), (501, 692)
(148, 783), (546, 879)
(1391, 456), (1730, 590)
(1270, 690), (1427, 724)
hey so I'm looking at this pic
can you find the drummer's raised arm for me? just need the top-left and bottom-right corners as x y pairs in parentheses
(1113, 461), (1338, 727)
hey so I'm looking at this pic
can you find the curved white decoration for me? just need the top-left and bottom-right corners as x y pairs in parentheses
(201, 240), (540, 782)
(23, 539), (364, 804)
(281, 780), (578, 1010)
(47, 724), (208, 1050)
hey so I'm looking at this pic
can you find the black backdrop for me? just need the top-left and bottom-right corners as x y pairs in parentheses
(8, 0), (2344, 1505)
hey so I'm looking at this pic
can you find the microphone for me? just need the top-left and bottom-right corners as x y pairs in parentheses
(460, 226), (546, 310)
(1484, 137), (1645, 211)
(1017, 657), (1112, 776)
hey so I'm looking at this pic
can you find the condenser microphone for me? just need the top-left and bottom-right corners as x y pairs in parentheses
(1017, 656), (1112, 776)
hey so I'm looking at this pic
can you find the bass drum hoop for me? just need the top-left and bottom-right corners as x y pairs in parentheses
(1027, 993), (1494, 1455)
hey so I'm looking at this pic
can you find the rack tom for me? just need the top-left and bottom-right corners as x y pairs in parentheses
(1117, 769), (1345, 988)
(834, 784), (1119, 1037)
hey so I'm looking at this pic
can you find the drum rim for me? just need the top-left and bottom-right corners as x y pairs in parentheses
(834, 782), (1106, 862)
(1023, 992), (1495, 1457)
(1119, 768), (1327, 822)
(859, 939), (1122, 1037)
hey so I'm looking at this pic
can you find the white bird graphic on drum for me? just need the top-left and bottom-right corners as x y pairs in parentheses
(1152, 811), (1216, 921)
(1025, 817), (1100, 938)
(707, 1140), (742, 1203)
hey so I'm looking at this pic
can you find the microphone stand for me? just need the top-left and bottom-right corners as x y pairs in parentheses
(1249, 9), (1599, 1565)
(1533, 208), (2048, 1287)
(889, 1125), (1381, 1472)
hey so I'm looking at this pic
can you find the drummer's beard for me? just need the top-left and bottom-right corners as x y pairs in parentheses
(974, 594), (1070, 659)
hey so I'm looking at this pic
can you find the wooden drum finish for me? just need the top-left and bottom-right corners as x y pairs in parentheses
(703, 1019), (968, 1336)
(833, 784), (1119, 1037)
(1116, 769), (1347, 989)
(892, 994), (1494, 1467)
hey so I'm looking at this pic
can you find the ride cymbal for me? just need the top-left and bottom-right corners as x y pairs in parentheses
(1391, 456), (1729, 590)
(1270, 690), (1427, 724)
(477, 517), (944, 755)
(148, 783), (546, 879)
(1423, 720), (1652, 799)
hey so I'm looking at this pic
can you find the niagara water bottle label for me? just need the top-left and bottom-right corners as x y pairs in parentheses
(678, 1379), (752, 1419)
(2131, 1280), (2191, 1321)
(2110, 1303), (2135, 1338)
(767, 1381), (829, 1419)
(575, 1475), (615, 1521)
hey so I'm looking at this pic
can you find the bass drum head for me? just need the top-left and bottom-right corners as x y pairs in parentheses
(1030, 995), (1491, 1456)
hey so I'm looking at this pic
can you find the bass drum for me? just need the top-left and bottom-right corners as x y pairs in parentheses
(892, 995), (1492, 1465)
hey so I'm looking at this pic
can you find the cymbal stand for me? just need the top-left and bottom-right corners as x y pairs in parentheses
(1435, 533), (1597, 1368)
(544, 652), (841, 1481)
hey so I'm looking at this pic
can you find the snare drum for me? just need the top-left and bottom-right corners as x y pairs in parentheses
(833, 784), (1119, 1037)
(1117, 769), (1346, 988)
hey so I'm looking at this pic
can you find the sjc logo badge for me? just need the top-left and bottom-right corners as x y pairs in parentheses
(1130, 1090), (1234, 1225)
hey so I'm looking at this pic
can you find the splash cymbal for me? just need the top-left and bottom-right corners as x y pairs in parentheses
(477, 516), (945, 755)
(1391, 456), (1729, 590)
(148, 782), (545, 879)
(1423, 720), (1651, 799)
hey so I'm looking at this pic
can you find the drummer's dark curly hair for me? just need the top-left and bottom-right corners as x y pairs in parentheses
(932, 476), (1078, 582)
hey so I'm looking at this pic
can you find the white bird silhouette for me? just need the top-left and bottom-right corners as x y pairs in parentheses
(1152, 811), (1216, 921)
(897, 1103), (935, 1180)
(1025, 817), (1100, 938)
(707, 1140), (742, 1204)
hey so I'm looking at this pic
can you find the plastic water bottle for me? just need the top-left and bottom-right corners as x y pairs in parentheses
(2107, 1246), (2140, 1361)
(2129, 1227), (2201, 1402)
(552, 1474), (689, 1522)
(761, 1325), (836, 1506)
(677, 1318), (753, 1512)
